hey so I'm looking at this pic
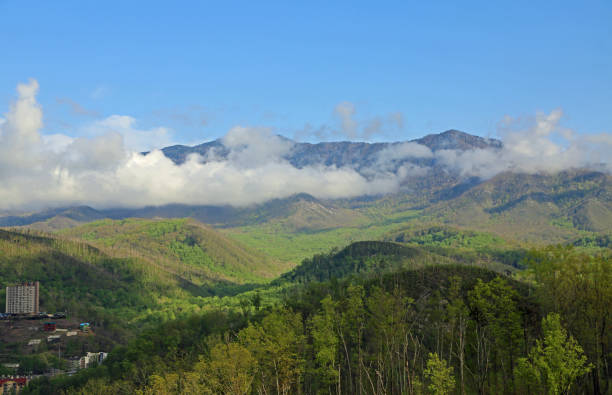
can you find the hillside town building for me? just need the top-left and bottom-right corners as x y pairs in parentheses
(0, 376), (28, 394)
(79, 352), (108, 369)
(68, 352), (108, 373)
(5, 282), (39, 314)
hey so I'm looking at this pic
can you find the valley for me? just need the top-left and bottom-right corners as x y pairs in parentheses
(3, 3), (611, 392)
(0, 131), (609, 394)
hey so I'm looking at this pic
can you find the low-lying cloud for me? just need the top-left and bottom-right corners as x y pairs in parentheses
(0, 80), (610, 211)
(435, 110), (611, 178)
(0, 80), (399, 210)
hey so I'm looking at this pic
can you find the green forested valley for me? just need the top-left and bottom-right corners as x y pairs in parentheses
(1, 180), (610, 395)
(1, 5), (611, 393)
(4, 220), (608, 394)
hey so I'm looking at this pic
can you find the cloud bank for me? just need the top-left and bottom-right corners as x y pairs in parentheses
(434, 110), (611, 178)
(0, 80), (609, 211)
(0, 80), (398, 210)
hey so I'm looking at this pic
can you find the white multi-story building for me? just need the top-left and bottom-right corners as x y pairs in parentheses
(79, 352), (108, 369)
(5, 282), (39, 314)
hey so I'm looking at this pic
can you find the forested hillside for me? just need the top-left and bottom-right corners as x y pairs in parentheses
(0, 221), (284, 337)
(219, 171), (610, 264)
(60, 218), (286, 285)
(0, 228), (182, 344)
(2, 183), (609, 394)
(275, 240), (523, 285)
(422, 170), (612, 241)
(24, 246), (611, 394)
(0, 223), (290, 380)
(2, 169), (608, 270)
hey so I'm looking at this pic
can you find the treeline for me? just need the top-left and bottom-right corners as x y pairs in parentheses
(275, 240), (522, 285)
(276, 241), (426, 284)
(24, 246), (611, 394)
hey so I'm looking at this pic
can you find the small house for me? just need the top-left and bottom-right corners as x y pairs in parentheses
(47, 335), (61, 343)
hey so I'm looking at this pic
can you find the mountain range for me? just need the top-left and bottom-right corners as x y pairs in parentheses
(0, 129), (609, 263)
(160, 129), (501, 169)
(2, 130), (610, 394)
(0, 129), (507, 226)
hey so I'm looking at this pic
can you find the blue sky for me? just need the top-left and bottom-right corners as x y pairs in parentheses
(1, 0), (611, 146)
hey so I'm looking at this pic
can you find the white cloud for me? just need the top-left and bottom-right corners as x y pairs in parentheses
(0, 80), (402, 210)
(294, 103), (404, 142)
(0, 81), (609, 212)
(334, 101), (404, 140)
(3, 78), (42, 147)
(42, 133), (75, 153)
(310, 101), (405, 141)
(377, 142), (433, 162)
(56, 97), (99, 117)
(222, 126), (293, 167)
(436, 109), (612, 178)
(83, 114), (174, 152)
(361, 142), (433, 178)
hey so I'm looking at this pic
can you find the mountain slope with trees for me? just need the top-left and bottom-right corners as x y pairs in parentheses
(59, 218), (287, 285)
(23, 246), (610, 394)
(0, 131), (608, 267)
(0, 228), (189, 343)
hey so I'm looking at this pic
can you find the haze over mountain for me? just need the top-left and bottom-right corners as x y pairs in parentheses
(159, 128), (501, 169)
(0, 80), (610, 214)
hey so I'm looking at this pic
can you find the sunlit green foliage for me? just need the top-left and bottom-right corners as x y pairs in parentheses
(526, 246), (611, 393)
(23, 249), (611, 394)
(61, 218), (285, 284)
(276, 240), (521, 285)
(424, 352), (455, 395)
(516, 313), (592, 395)
(7, 216), (609, 395)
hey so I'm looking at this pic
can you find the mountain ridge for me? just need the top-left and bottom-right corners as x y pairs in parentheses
(158, 129), (502, 168)
(0, 130), (609, 257)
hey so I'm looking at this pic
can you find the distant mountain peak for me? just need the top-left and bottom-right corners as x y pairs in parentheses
(159, 129), (501, 167)
(442, 129), (467, 135)
(413, 129), (502, 151)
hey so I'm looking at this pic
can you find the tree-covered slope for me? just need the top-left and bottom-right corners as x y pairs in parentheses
(276, 241), (427, 284)
(383, 225), (510, 249)
(60, 218), (287, 285)
(275, 240), (523, 285)
(222, 170), (610, 263)
(423, 170), (612, 241)
(26, 247), (610, 394)
(0, 229), (194, 340)
(3, 170), (609, 267)
(2, 167), (608, 269)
